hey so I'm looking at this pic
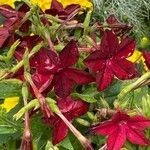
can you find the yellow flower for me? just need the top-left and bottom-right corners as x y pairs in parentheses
(127, 49), (148, 70)
(127, 49), (142, 63)
(1, 97), (19, 112)
(0, 0), (15, 7)
(57, 0), (93, 10)
(0, 0), (93, 11)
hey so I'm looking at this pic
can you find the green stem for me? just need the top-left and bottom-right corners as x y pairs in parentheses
(0, 43), (43, 81)
(114, 72), (150, 107)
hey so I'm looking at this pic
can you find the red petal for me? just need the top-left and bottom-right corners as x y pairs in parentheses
(106, 15), (119, 25)
(44, 116), (69, 145)
(111, 111), (130, 122)
(143, 51), (150, 70)
(127, 127), (149, 145)
(54, 71), (74, 98)
(65, 4), (80, 15)
(128, 115), (150, 130)
(58, 96), (89, 117)
(0, 28), (9, 48)
(51, 0), (64, 10)
(59, 40), (79, 67)
(31, 48), (59, 74)
(116, 38), (135, 59)
(96, 62), (114, 91)
(111, 58), (138, 80)
(91, 121), (117, 136)
(52, 119), (68, 145)
(32, 72), (53, 92)
(107, 125), (126, 150)
(18, 3), (30, 13)
(100, 30), (119, 55)
(63, 68), (94, 84)
(84, 50), (106, 72)
(0, 5), (17, 18)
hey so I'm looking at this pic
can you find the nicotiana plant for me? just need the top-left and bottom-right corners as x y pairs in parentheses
(0, 0), (150, 150)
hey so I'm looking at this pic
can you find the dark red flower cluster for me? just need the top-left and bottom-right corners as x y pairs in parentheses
(91, 111), (150, 150)
(0, 1), (146, 148)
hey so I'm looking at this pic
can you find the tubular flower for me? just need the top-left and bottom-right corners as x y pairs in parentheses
(1, 97), (19, 112)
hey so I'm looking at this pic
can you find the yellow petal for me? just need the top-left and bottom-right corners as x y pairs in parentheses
(127, 49), (142, 63)
(1, 97), (19, 112)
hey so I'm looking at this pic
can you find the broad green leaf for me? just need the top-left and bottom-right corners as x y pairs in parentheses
(59, 136), (74, 150)
(0, 79), (22, 99)
(0, 126), (17, 134)
(72, 92), (97, 103)
(31, 115), (52, 150)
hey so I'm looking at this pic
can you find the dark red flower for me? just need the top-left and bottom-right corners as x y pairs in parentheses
(48, 40), (94, 98)
(14, 38), (94, 97)
(106, 15), (133, 37)
(91, 111), (150, 150)
(45, 0), (80, 20)
(0, 3), (31, 48)
(14, 35), (54, 94)
(84, 30), (138, 91)
(143, 51), (150, 70)
(44, 96), (89, 144)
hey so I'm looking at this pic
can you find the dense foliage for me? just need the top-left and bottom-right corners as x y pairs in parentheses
(0, 0), (150, 150)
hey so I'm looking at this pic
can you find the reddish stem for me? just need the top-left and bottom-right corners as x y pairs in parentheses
(57, 112), (94, 150)
(27, 77), (53, 118)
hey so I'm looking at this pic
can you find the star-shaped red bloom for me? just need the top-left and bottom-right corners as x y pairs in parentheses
(91, 111), (150, 150)
(43, 40), (94, 98)
(143, 51), (150, 70)
(84, 29), (138, 91)
(15, 39), (94, 97)
(43, 96), (89, 145)
(45, 0), (80, 20)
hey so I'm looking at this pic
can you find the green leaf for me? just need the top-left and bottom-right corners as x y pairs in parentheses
(0, 79), (22, 99)
(59, 136), (74, 150)
(31, 115), (51, 150)
(68, 132), (84, 150)
(0, 134), (12, 145)
(72, 92), (97, 103)
(0, 125), (17, 134)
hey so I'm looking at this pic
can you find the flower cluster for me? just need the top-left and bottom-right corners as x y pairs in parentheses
(0, 0), (150, 150)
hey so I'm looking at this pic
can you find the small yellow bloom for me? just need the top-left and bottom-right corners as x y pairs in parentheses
(127, 49), (142, 63)
(127, 49), (148, 70)
(1, 97), (19, 112)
